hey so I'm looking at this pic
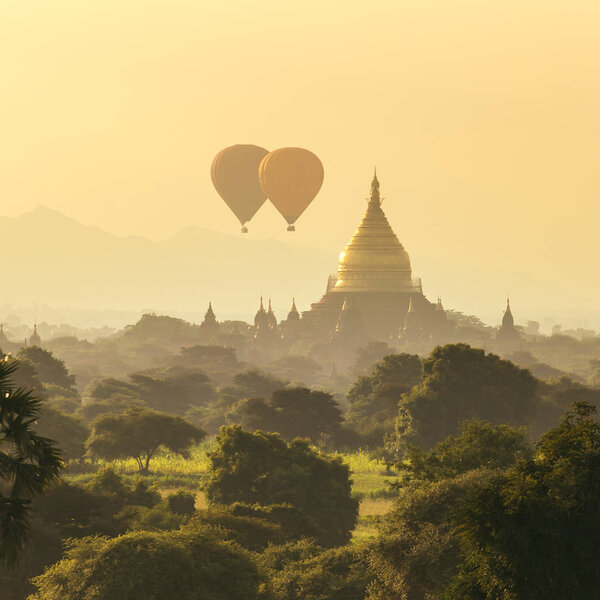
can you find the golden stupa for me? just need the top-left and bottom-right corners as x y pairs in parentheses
(332, 170), (418, 294)
(301, 170), (430, 341)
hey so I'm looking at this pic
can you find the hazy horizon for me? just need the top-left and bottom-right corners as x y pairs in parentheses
(1, 203), (599, 335)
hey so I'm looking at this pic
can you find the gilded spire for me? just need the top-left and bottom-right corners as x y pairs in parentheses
(369, 168), (381, 207)
(332, 172), (418, 294)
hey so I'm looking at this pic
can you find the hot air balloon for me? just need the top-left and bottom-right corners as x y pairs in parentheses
(258, 147), (324, 231)
(211, 144), (270, 233)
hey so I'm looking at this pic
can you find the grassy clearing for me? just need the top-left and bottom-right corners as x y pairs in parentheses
(64, 444), (398, 538)
(353, 497), (396, 542)
(359, 498), (394, 517)
(351, 473), (400, 500)
(331, 448), (387, 474)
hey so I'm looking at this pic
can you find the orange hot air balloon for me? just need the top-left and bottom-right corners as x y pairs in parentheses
(211, 144), (270, 233)
(258, 147), (324, 231)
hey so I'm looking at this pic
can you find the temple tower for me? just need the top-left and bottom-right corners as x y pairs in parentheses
(304, 171), (433, 341)
(29, 322), (41, 347)
(200, 302), (219, 336)
(496, 298), (521, 344)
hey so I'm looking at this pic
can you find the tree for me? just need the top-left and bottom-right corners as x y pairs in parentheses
(228, 386), (343, 442)
(88, 377), (139, 401)
(34, 406), (89, 460)
(352, 341), (395, 376)
(396, 344), (537, 449)
(267, 355), (322, 382)
(187, 504), (290, 551)
(167, 490), (196, 515)
(225, 369), (288, 399)
(129, 368), (216, 414)
(174, 345), (239, 385)
(205, 426), (358, 546)
(2, 356), (42, 394)
(86, 408), (205, 474)
(368, 469), (495, 600)
(398, 419), (531, 482)
(449, 402), (600, 599)
(0, 359), (63, 565)
(177, 345), (238, 369)
(265, 541), (375, 600)
(532, 375), (600, 438)
(89, 369), (217, 416)
(29, 529), (263, 600)
(345, 353), (422, 447)
(123, 314), (203, 347)
(347, 353), (423, 403)
(16, 347), (76, 390)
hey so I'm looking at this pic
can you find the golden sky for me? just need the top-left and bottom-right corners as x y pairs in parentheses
(2, 0), (600, 325)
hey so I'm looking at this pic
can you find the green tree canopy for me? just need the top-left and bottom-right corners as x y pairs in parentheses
(397, 344), (537, 449)
(368, 469), (495, 600)
(228, 386), (342, 442)
(345, 353), (422, 447)
(205, 426), (358, 546)
(532, 375), (600, 438)
(398, 419), (531, 482)
(267, 354), (322, 382)
(129, 368), (216, 414)
(34, 406), (89, 460)
(29, 529), (263, 600)
(16, 346), (76, 390)
(225, 369), (289, 399)
(86, 408), (205, 474)
(88, 368), (216, 416)
(265, 541), (375, 600)
(448, 402), (600, 599)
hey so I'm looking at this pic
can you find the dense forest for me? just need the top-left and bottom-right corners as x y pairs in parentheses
(2, 314), (600, 599)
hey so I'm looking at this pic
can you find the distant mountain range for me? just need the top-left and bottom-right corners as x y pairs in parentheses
(2, 207), (600, 332)
(0, 206), (336, 319)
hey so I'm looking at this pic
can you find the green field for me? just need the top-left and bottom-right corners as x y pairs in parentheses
(65, 444), (398, 539)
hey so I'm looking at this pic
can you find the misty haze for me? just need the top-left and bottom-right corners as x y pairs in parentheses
(2, 2), (600, 599)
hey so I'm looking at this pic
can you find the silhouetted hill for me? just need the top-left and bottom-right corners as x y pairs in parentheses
(1, 206), (334, 316)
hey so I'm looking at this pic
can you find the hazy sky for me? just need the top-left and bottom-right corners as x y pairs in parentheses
(2, 1), (600, 326)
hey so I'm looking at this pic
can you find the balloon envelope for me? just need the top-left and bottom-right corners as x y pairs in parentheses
(258, 147), (324, 228)
(211, 144), (270, 228)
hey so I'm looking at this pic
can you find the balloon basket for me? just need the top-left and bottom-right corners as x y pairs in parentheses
(241, 226), (248, 233)
(287, 224), (296, 232)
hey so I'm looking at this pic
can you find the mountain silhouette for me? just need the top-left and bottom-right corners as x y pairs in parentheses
(1, 206), (334, 316)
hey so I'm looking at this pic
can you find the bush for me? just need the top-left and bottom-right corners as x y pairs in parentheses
(29, 529), (263, 600)
(167, 490), (196, 515)
(205, 426), (358, 546)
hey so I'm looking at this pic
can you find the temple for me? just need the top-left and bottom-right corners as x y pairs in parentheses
(301, 171), (452, 346)
(196, 171), (523, 364)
